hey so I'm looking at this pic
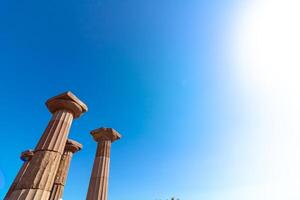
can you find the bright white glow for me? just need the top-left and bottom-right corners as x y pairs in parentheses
(228, 0), (300, 199)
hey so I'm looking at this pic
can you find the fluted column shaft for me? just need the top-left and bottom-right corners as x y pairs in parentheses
(49, 151), (72, 200)
(49, 139), (82, 200)
(8, 110), (73, 200)
(86, 127), (121, 200)
(35, 110), (74, 152)
(4, 151), (34, 200)
(87, 140), (111, 200)
(6, 91), (87, 200)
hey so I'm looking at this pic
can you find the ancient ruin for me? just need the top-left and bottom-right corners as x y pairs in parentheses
(4, 92), (85, 199)
(49, 139), (82, 200)
(4, 91), (121, 200)
(4, 150), (34, 200)
(86, 128), (121, 200)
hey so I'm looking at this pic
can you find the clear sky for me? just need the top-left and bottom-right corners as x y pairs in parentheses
(1, 0), (300, 200)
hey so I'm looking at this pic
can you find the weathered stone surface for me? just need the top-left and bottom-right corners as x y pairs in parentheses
(4, 150), (34, 200)
(91, 127), (121, 142)
(49, 185), (63, 200)
(86, 127), (121, 200)
(53, 152), (73, 186)
(8, 188), (50, 200)
(64, 139), (83, 153)
(46, 91), (88, 118)
(15, 151), (61, 191)
(49, 139), (82, 200)
(35, 110), (74, 152)
(6, 92), (87, 200)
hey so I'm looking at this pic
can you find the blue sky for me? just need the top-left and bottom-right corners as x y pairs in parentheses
(1, 0), (300, 200)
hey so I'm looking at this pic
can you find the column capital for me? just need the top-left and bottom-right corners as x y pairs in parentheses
(90, 127), (121, 142)
(46, 91), (88, 118)
(20, 150), (34, 162)
(65, 139), (82, 153)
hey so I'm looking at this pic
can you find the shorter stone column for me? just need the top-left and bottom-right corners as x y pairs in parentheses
(49, 139), (82, 200)
(4, 150), (34, 200)
(86, 127), (121, 200)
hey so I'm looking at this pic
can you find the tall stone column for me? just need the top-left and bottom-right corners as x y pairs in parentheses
(4, 150), (34, 200)
(7, 91), (87, 200)
(86, 127), (121, 200)
(49, 139), (82, 200)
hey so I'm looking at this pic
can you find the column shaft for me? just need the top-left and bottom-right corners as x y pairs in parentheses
(86, 140), (111, 200)
(8, 110), (73, 200)
(36, 110), (73, 152)
(4, 163), (29, 199)
(49, 151), (73, 200)
(49, 139), (82, 200)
